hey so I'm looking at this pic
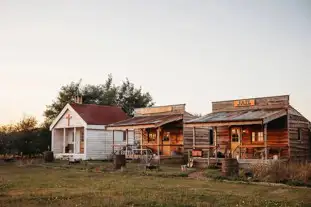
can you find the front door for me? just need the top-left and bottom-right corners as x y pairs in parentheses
(80, 129), (84, 153)
(162, 132), (170, 156)
(230, 127), (241, 158)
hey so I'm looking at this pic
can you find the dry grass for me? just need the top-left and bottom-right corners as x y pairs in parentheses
(0, 162), (311, 206)
(250, 161), (311, 185)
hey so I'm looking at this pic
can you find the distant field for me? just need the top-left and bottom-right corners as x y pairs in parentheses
(0, 161), (311, 207)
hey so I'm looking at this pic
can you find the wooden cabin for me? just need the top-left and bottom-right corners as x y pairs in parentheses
(50, 102), (133, 160)
(106, 104), (195, 158)
(185, 95), (311, 162)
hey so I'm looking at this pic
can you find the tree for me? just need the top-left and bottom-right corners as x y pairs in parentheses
(0, 116), (38, 133)
(192, 113), (203, 118)
(43, 74), (155, 126)
(43, 80), (82, 125)
(15, 116), (38, 132)
(117, 78), (154, 116)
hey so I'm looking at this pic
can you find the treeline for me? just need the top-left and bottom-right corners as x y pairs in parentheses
(0, 74), (154, 156)
(0, 116), (50, 156)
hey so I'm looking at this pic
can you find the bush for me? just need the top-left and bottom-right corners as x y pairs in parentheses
(250, 161), (311, 185)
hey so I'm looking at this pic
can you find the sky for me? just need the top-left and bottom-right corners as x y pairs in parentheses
(0, 0), (310, 124)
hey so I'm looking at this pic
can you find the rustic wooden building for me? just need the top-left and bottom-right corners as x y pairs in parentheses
(106, 104), (196, 158)
(185, 95), (311, 162)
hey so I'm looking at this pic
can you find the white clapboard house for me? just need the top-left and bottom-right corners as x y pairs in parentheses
(49, 100), (134, 160)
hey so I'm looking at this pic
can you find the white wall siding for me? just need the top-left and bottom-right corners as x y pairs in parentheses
(54, 109), (85, 128)
(85, 129), (134, 160)
(53, 129), (63, 153)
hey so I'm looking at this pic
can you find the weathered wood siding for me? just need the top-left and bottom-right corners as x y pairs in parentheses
(240, 117), (289, 159)
(212, 95), (289, 112)
(183, 112), (211, 153)
(288, 107), (310, 161)
(54, 109), (85, 128)
(216, 126), (230, 154)
(86, 130), (134, 160)
(134, 104), (185, 117)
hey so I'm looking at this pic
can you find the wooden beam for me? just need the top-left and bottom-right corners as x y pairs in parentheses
(157, 127), (161, 164)
(140, 129), (143, 155)
(106, 124), (156, 131)
(192, 127), (196, 149)
(264, 124), (268, 160)
(185, 120), (262, 128)
(239, 127), (242, 158)
(215, 127), (218, 160)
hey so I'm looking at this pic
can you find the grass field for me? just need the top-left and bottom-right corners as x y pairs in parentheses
(0, 161), (311, 207)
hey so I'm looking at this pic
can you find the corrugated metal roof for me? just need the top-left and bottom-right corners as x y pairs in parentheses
(186, 109), (285, 124)
(108, 114), (183, 127)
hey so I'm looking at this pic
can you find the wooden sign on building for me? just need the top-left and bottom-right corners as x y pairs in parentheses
(233, 99), (255, 107)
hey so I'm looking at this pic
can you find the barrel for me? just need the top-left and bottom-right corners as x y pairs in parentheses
(43, 151), (54, 162)
(221, 158), (238, 176)
(114, 154), (126, 169)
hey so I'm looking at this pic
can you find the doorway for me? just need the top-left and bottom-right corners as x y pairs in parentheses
(162, 132), (170, 156)
(230, 127), (241, 158)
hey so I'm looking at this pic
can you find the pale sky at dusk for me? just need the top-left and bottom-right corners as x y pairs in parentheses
(0, 0), (310, 124)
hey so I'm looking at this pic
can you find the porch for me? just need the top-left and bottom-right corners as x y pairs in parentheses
(106, 114), (184, 161)
(185, 108), (290, 162)
(51, 127), (85, 160)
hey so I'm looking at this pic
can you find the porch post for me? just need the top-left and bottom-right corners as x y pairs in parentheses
(63, 128), (66, 153)
(140, 129), (143, 155)
(125, 129), (129, 157)
(264, 124), (268, 160)
(73, 127), (76, 153)
(112, 130), (115, 153)
(192, 127), (196, 149)
(215, 127), (218, 160)
(157, 127), (161, 164)
(239, 127), (242, 158)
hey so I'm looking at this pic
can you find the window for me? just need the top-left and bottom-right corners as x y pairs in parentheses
(298, 128), (302, 141)
(231, 128), (240, 142)
(148, 132), (156, 142)
(123, 131), (126, 142)
(252, 131), (264, 142)
(258, 132), (264, 142)
(209, 129), (214, 145)
(252, 132), (256, 142)
(72, 132), (74, 142)
(163, 132), (170, 141)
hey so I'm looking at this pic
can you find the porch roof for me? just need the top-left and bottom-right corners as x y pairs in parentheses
(185, 109), (287, 127)
(106, 114), (183, 130)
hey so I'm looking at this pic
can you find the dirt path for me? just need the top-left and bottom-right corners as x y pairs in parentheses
(188, 170), (207, 180)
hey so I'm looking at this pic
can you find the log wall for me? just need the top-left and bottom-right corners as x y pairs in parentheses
(288, 107), (310, 161)
(212, 95), (289, 112)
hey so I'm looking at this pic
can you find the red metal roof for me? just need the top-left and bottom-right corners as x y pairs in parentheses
(70, 103), (128, 125)
(107, 114), (183, 128)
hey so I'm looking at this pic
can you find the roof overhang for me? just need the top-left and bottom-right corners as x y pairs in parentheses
(49, 103), (87, 131)
(185, 109), (287, 128)
(185, 120), (263, 128)
(106, 115), (183, 130)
